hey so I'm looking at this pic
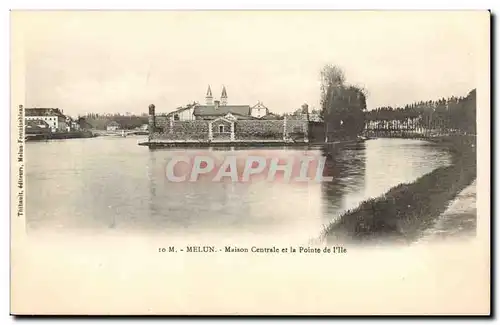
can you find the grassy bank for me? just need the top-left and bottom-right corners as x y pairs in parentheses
(324, 135), (477, 243)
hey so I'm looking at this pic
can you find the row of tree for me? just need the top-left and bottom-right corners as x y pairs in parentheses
(79, 113), (149, 130)
(317, 64), (476, 137)
(366, 89), (476, 134)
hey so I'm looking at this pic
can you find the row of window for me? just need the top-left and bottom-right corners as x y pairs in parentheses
(26, 116), (59, 121)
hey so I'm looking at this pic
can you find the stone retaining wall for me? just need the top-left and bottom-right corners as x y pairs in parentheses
(150, 115), (309, 142)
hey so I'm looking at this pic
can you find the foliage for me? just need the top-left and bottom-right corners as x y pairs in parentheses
(366, 89), (476, 134)
(79, 113), (149, 130)
(320, 65), (367, 138)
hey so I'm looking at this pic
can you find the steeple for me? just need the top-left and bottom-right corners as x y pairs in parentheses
(206, 85), (213, 105)
(221, 85), (228, 106)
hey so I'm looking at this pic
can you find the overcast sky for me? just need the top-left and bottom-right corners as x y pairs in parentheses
(14, 10), (488, 116)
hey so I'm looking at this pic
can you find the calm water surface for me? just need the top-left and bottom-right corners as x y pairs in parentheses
(26, 137), (450, 244)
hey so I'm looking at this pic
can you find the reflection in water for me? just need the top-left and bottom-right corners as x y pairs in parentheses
(319, 139), (452, 240)
(26, 137), (450, 244)
(143, 147), (324, 242)
(321, 142), (366, 224)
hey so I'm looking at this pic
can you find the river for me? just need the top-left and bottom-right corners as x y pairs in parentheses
(25, 137), (451, 244)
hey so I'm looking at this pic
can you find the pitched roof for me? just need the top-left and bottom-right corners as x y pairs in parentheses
(193, 105), (251, 117)
(206, 85), (212, 97)
(259, 113), (280, 120)
(252, 102), (268, 110)
(166, 105), (193, 116)
(221, 85), (227, 98)
(25, 108), (64, 117)
(229, 112), (259, 120)
(107, 121), (120, 126)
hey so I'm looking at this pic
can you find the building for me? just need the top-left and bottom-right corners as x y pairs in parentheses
(166, 85), (274, 121)
(25, 108), (68, 132)
(25, 119), (51, 135)
(66, 116), (80, 131)
(106, 121), (120, 131)
(250, 101), (269, 118)
(167, 102), (198, 121)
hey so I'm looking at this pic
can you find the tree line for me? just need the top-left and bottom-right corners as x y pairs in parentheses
(366, 89), (476, 134)
(318, 63), (476, 138)
(79, 113), (149, 130)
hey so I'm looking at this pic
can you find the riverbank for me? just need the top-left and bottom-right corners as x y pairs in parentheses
(323, 135), (477, 243)
(138, 139), (366, 149)
(25, 130), (96, 141)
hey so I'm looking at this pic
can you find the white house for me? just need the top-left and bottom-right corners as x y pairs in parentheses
(106, 121), (120, 131)
(172, 106), (196, 121)
(68, 117), (80, 131)
(166, 103), (197, 121)
(25, 108), (68, 132)
(250, 101), (269, 118)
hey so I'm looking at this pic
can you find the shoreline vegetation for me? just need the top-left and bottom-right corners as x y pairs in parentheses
(25, 130), (96, 141)
(323, 135), (477, 244)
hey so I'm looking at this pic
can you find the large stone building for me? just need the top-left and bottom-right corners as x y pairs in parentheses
(146, 85), (311, 145)
(167, 86), (272, 121)
(25, 108), (69, 132)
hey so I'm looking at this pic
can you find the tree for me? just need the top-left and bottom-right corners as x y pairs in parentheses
(320, 64), (366, 139)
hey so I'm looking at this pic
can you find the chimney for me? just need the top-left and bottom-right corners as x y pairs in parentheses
(302, 103), (309, 121)
(301, 103), (309, 114)
(148, 104), (156, 140)
(214, 100), (220, 110)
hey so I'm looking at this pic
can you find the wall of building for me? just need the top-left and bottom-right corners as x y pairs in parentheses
(286, 119), (309, 140)
(150, 115), (309, 142)
(174, 108), (195, 121)
(152, 120), (209, 141)
(58, 120), (69, 132)
(251, 107), (268, 118)
(234, 120), (283, 140)
(25, 116), (59, 132)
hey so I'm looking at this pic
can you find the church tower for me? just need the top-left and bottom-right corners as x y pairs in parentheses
(221, 85), (228, 106)
(206, 85), (213, 105)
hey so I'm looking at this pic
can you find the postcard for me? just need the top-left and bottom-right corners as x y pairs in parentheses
(10, 10), (490, 315)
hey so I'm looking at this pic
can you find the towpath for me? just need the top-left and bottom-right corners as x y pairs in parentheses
(420, 180), (477, 241)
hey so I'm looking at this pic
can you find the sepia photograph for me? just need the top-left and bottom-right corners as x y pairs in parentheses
(10, 10), (491, 315)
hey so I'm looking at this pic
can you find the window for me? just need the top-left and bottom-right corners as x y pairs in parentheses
(219, 125), (224, 133)
(174, 114), (180, 121)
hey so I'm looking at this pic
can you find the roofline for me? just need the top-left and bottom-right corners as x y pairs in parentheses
(167, 106), (193, 115)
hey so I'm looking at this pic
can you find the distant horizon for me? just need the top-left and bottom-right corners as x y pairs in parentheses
(13, 11), (486, 117)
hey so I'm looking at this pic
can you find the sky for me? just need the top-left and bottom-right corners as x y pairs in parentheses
(13, 10), (489, 117)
